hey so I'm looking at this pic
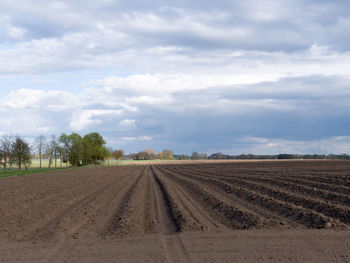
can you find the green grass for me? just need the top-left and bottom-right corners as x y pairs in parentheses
(0, 167), (79, 178)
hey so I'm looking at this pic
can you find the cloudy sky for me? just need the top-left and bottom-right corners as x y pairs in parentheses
(1, 0), (350, 154)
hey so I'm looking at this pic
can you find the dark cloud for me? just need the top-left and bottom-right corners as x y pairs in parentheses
(115, 75), (350, 153)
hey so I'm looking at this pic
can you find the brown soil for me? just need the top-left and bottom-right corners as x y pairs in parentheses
(1, 161), (350, 262)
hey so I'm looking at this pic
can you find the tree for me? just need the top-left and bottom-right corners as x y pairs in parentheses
(144, 148), (156, 159)
(82, 132), (108, 165)
(162, 149), (174, 160)
(68, 133), (83, 166)
(12, 137), (31, 170)
(58, 133), (71, 166)
(0, 147), (4, 167)
(176, 154), (190, 160)
(209, 152), (228, 159)
(106, 147), (113, 165)
(0, 135), (14, 170)
(59, 133), (83, 166)
(157, 152), (164, 160)
(112, 149), (124, 161)
(55, 144), (64, 167)
(46, 135), (59, 168)
(130, 153), (138, 160)
(59, 132), (108, 166)
(130, 151), (147, 160)
(278, 153), (297, 159)
(191, 152), (201, 160)
(34, 135), (47, 169)
(200, 153), (208, 160)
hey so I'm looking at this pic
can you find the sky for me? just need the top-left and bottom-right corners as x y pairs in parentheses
(1, 0), (350, 155)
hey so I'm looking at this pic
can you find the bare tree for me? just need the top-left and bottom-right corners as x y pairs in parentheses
(162, 149), (174, 160)
(157, 151), (164, 160)
(56, 145), (64, 167)
(106, 147), (113, 165)
(46, 135), (59, 168)
(0, 146), (4, 168)
(34, 135), (47, 169)
(144, 148), (156, 159)
(112, 149), (124, 161)
(191, 152), (200, 160)
(0, 135), (14, 170)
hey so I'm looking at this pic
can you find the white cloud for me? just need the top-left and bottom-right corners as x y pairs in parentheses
(0, 88), (77, 110)
(0, 110), (50, 135)
(119, 119), (136, 127)
(121, 136), (152, 141)
(94, 73), (281, 95)
(69, 109), (122, 131)
(6, 25), (26, 39)
(36, 126), (55, 133)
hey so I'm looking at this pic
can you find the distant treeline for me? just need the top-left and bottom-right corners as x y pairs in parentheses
(128, 149), (175, 160)
(182, 152), (350, 160)
(128, 151), (350, 160)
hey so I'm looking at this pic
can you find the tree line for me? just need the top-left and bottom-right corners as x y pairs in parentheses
(142, 151), (350, 160)
(124, 150), (350, 161)
(199, 152), (350, 160)
(128, 148), (175, 160)
(0, 132), (124, 170)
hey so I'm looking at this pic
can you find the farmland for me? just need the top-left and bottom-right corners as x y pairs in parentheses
(1, 160), (350, 262)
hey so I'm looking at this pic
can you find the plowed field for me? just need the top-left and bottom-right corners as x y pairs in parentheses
(1, 161), (350, 262)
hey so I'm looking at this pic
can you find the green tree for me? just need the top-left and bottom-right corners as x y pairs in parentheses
(59, 133), (83, 166)
(12, 137), (31, 170)
(82, 132), (108, 165)
(69, 133), (84, 166)
(58, 133), (71, 166)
